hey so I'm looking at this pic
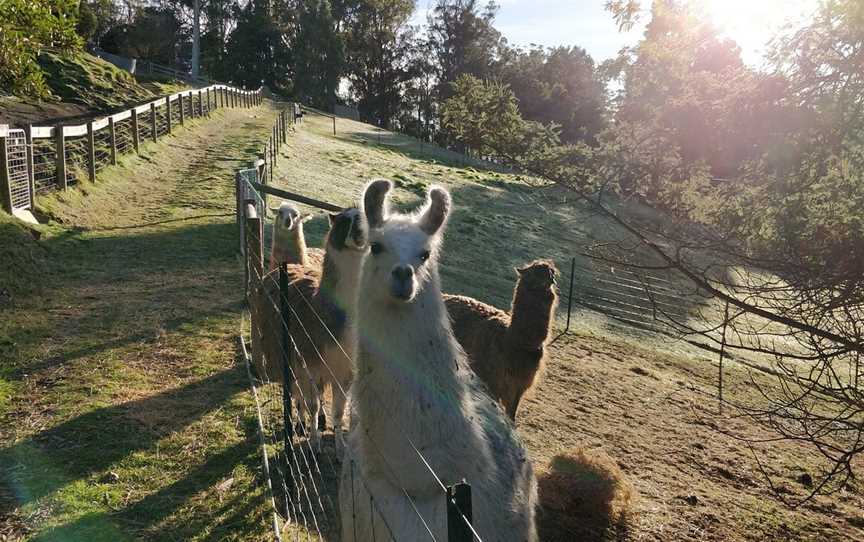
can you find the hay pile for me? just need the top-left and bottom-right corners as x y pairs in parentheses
(537, 447), (636, 541)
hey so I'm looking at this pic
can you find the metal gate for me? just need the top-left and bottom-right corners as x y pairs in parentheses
(2, 128), (33, 212)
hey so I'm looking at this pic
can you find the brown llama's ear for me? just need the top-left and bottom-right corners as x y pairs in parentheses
(419, 186), (451, 235)
(363, 179), (392, 228)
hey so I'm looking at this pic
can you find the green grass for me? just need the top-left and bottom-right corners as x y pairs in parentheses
(38, 52), (188, 111)
(0, 104), (276, 541)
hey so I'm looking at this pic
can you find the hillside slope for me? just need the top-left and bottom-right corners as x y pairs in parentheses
(271, 112), (864, 542)
(0, 51), (187, 127)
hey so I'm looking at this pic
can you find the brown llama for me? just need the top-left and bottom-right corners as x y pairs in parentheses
(251, 208), (366, 451)
(444, 259), (558, 421)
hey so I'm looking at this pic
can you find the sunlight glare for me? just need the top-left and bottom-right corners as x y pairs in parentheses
(703, 0), (818, 61)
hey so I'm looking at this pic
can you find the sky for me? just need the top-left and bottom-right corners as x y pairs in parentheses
(410, 0), (820, 66)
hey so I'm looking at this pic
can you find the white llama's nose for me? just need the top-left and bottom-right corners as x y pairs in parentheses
(392, 265), (413, 282)
(390, 265), (415, 301)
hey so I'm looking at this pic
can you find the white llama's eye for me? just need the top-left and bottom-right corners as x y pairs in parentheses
(370, 242), (384, 255)
(419, 250), (431, 262)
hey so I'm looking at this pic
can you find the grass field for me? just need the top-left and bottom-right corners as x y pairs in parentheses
(1, 104), (276, 541)
(1, 102), (861, 541)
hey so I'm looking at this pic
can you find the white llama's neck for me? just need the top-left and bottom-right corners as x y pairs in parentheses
(321, 249), (365, 316)
(352, 269), (484, 494)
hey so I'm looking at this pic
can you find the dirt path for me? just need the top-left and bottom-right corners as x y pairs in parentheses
(0, 104), (277, 541)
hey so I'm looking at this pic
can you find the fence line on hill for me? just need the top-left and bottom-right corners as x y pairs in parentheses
(0, 85), (264, 217)
(235, 109), (479, 539)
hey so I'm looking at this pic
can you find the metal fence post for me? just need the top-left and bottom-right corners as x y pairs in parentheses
(150, 103), (157, 142)
(130, 110), (140, 154)
(24, 124), (35, 205)
(55, 124), (67, 190)
(333, 116), (336, 136)
(0, 128), (12, 213)
(446, 481), (473, 542)
(279, 263), (295, 441)
(166, 96), (172, 134)
(564, 256), (576, 334)
(86, 121), (96, 181)
(108, 117), (117, 165)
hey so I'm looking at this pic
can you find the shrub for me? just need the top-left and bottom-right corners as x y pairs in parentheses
(0, 0), (81, 99)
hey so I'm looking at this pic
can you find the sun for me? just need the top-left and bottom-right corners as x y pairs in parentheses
(702, 0), (818, 59)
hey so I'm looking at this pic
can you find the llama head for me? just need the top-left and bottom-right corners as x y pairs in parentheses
(326, 207), (367, 252)
(516, 260), (558, 292)
(361, 179), (451, 304)
(271, 202), (311, 232)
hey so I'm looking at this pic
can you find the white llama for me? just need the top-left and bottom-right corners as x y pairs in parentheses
(252, 207), (366, 450)
(268, 202), (325, 271)
(339, 180), (538, 542)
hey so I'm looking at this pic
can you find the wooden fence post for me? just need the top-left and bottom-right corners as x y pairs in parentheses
(166, 97), (172, 134)
(205, 88), (211, 116)
(198, 91), (204, 117)
(446, 482), (473, 542)
(86, 121), (96, 181)
(55, 125), (67, 190)
(131, 110), (140, 154)
(0, 128), (12, 213)
(24, 125), (35, 205)
(244, 200), (263, 298)
(179, 94), (185, 125)
(150, 103), (157, 142)
(108, 117), (117, 165)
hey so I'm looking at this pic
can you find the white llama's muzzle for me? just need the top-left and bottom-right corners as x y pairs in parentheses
(390, 264), (415, 302)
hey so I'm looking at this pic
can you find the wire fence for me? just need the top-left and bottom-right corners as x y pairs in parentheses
(31, 138), (57, 193)
(1, 85), (263, 215)
(64, 135), (88, 186)
(115, 118), (134, 155)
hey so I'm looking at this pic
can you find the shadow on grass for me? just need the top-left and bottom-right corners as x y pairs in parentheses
(23, 398), (266, 542)
(3, 220), (242, 378)
(0, 368), (245, 504)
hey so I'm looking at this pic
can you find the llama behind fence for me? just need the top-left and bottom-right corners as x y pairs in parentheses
(268, 201), (318, 270)
(341, 179), (538, 541)
(251, 207), (367, 451)
(445, 259), (559, 421)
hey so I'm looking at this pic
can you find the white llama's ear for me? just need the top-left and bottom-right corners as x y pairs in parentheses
(363, 179), (392, 229)
(418, 186), (451, 236)
(298, 213), (313, 224)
